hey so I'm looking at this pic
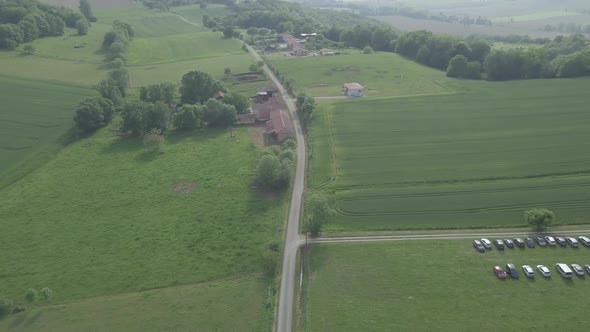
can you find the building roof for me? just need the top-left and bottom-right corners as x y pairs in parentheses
(266, 110), (293, 135)
(258, 87), (278, 93)
(343, 82), (364, 90)
(213, 91), (225, 99)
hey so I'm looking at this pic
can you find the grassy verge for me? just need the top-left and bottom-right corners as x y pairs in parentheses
(304, 240), (590, 331)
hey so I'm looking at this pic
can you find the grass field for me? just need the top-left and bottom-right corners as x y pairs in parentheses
(0, 124), (285, 302)
(304, 240), (590, 331)
(270, 52), (454, 97)
(172, 4), (229, 24)
(0, 76), (95, 188)
(1, 276), (269, 332)
(493, 11), (581, 23)
(310, 78), (590, 231)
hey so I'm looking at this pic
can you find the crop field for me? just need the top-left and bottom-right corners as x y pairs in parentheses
(310, 78), (590, 231)
(0, 76), (95, 187)
(172, 4), (230, 24)
(303, 240), (590, 331)
(1, 277), (269, 332)
(270, 53), (454, 97)
(127, 14), (207, 37)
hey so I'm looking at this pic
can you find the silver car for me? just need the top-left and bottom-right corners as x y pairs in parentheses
(522, 265), (535, 278)
(537, 265), (551, 277)
(571, 264), (585, 277)
(480, 238), (492, 249)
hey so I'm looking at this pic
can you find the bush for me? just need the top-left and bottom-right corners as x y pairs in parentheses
(524, 208), (555, 230)
(40, 287), (53, 300)
(0, 298), (14, 319)
(363, 45), (374, 54)
(25, 288), (37, 303)
(143, 129), (165, 151)
(76, 18), (89, 36)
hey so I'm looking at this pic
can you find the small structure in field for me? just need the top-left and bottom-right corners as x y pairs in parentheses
(342, 82), (364, 97)
(266, 110), (293, 143)
(212, 91), (225, 100)
(278, 33), (295, 43)
(320, 48), (335, 56)
(291, 47), (309, 56)
(257, 87), (279, 101)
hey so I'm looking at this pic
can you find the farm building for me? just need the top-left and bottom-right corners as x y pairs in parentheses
(236, 111), (256, 125)
(342, 83), (364, 97)
(320, 48), (335, 56)
(278, 33), (295, 43)
(212, 91), (225, 100)
(266, 110), (293, 143)
(291, 47), (309, 56)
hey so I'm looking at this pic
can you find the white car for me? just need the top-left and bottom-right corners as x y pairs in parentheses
(571, 264), (585, 277)
(480, 238), (492, 249)
(522, 265), (535, 278)
(579, 236), (590, 247)
(544, 236), (556, 246)
(566, 237), (579, 247)
(537, 265), (551, 277)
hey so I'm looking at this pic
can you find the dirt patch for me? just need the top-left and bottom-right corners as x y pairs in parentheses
(170, 181), (196, 195)
(248, 124), (268, 148)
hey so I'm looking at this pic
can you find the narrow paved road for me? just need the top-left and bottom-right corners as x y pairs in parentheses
(244, 44), (305, 332)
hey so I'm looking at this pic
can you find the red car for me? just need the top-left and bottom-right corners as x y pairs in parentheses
(493, 265), (507, 279)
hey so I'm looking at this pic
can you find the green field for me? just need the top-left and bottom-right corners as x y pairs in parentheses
(1, 277), (268, 332)
(270, 52), (455, 97)
(310, 78), (590, 231)
(304, 241), (590, 331)
(0, 76), (95, 187)
(0, 124), (285, 302)
(493, 11), (581, 23)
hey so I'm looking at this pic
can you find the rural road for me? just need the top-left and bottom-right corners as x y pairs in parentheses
(244, 44), (306, 332)
(311, 229), (590, 244)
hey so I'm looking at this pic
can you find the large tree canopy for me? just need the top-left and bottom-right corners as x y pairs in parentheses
(180, 71), (225, 104)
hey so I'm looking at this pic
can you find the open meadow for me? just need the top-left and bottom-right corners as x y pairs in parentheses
(304, 240), (590, 331)
(270, 52), (455, 97)
(310, 78), (590, 231)
(0, 2), (278, 330)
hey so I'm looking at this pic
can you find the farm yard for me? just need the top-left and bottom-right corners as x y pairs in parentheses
(303, 240), (590, 331)
(310, 78), (590, 231)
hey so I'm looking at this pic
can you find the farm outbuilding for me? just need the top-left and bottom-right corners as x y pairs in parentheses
(342, 83), (364, 97)
(266, 110), (293, 143)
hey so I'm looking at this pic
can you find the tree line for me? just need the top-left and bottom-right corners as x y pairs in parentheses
(0, 0), (95, 49)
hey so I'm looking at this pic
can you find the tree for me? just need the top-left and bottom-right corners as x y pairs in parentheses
(121, 101), (149, 136)
(223, 26), (234, 38)
(25, 288), (38, 303)
(224, 67), (232, 78)
(76, 18), (89, 35)
(180, 70), (224, 104)
(203, 98), (236, 127)
(108, 68), (129, 97)
(255, 154), (280, 188)
(74, 97), (115, 134)
(174, 104), (203, 131)
(79, 0), (96, 22)
(304, 192), (335, 235)
(40, 287), (53, 301)
(96, 79), (123, 105)
(143, 129), (165, 151)
(249, 63), (262, 73)
(524, 208), (555, 230)
(145, 101), (169, 132)
(362, 45), (374, 54)
(450, 41), (472, 59)
(223, 91), (250, 114)
(141, 82), (177, 104)
(0, 23), (24, 50)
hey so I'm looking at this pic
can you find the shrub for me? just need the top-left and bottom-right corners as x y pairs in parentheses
(0, 299), (14, 319)
(40, 287), (53, 300)
(363, 45), (374, 54)
(25, 288), (37, 303)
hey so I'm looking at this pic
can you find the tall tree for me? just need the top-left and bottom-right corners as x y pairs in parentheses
(524, 209), (555, 230)
(79, 0), (96, 22)
(304, 192), (335, 235)
(180, 71), (224, 104)
(73, 97), (114, 134)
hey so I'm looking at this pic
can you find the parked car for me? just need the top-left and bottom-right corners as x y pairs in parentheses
(493, 265), (507, 279)
(555, 237), (567, 247)
(566, 237), (579, 248)
(571, 264), (585, 277)
(585, 265), (590, 274)
(545, 236), (557, 246)
(473, 240), (485, 252)
(514, 238), (525, 248)
(579, 236), (590, 247)
(536, 236), (547, 247)
(480, 238), (492, 249)
(522, 265), (535, 278)
(525, 237), (535, 248)
(556, 263), (573, 279)
(494, 239), (505, 250)
(506, 263), (519, 278)
(504, 239), (515, 248)
(537, 265), (551, 277)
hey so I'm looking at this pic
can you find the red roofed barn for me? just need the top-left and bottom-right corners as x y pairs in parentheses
(266, 110), (293, 143)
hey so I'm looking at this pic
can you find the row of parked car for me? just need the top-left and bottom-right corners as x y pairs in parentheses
(494, 263), (590, 279)
(473, 236), (590, 252)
